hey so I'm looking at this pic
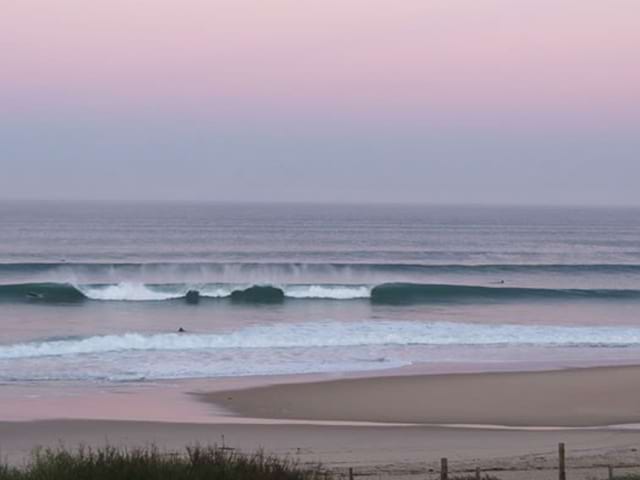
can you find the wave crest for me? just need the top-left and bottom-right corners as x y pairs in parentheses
(1, 282), (640, 304)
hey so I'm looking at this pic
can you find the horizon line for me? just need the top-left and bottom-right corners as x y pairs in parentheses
(1, 197), (639, 210)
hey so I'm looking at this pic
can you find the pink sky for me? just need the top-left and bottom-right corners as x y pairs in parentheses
(2, 0), (639, 125)
(1, 1), (640, 205)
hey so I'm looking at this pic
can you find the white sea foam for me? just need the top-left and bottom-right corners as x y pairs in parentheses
(283, 285), (371, 299)
(78, 283), (186, 301)
(198, 284), (238, 298)
(2, 321), (640, 360)
(75, 282), (373, 301)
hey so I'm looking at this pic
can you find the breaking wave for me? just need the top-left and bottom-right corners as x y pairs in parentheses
(1, 282), (640, 304)
(0, 282), (373, 303)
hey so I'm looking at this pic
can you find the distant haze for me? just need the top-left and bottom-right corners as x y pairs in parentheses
(1, 0), (639, 205)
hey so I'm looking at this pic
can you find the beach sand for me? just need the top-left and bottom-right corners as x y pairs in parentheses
(4, 366), (640, 478)
(200, 365), (640, 427)
(3, 419), (640, 479)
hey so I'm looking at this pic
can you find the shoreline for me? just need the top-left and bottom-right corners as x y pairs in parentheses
(4, 362), (640, 427)
(4, 365), (640, 477)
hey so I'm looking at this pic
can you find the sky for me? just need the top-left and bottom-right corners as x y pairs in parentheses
(1, 0), (639, 205)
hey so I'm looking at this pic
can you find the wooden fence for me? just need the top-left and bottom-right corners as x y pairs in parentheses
(342, 443), (625, 479)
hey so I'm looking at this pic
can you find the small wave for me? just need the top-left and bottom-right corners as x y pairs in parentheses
(3, 261), (640, 273)
(0, 283), (86, 303)
(2, 261), (640, 287)
(3, 321), (640, 359)
(370, 283), (640, 305)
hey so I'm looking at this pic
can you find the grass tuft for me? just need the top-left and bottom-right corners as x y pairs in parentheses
(450, 475), (501, 480)
(0, 445), (329, 480)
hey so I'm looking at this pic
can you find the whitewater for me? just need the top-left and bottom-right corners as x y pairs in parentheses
(2, 202), (640, 383)
(3, 320), (640, 381)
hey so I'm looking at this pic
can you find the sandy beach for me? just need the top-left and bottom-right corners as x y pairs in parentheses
(201, 365), (640, 427)
(4, 366), (640, 478)
(4, 419), (640, 479)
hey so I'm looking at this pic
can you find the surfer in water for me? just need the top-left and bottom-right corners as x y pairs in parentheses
(177, 327), (186, 333)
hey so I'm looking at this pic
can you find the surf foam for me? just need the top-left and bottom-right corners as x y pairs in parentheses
(3, 320), (640, 359)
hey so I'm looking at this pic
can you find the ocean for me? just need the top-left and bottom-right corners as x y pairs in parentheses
(1, 201), (640, 383)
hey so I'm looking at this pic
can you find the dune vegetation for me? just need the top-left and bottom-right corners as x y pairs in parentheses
(0, 445), (327, 480)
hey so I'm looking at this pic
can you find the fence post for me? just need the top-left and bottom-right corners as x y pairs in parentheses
(608, 465), (614, 480)
(475, 466), (481, 480)
(440, 458), (448, 480)
(348, 467), (354, 480)
(558, 443), (566, 480)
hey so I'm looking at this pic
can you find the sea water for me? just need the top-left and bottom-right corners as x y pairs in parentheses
(1, 201), (640, 383)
